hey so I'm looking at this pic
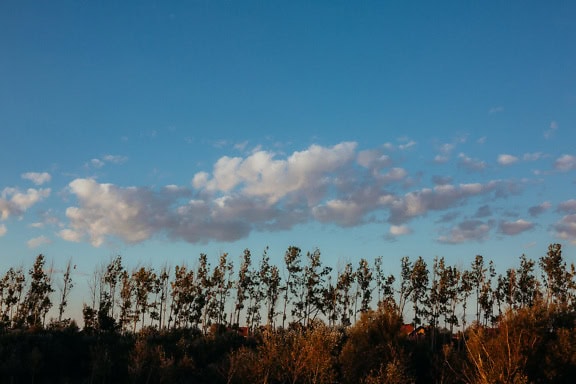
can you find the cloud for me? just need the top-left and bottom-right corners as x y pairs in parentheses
(89, 159), (105, 168)
(54, 142), (530, 247)
(102, 154), (128, 164)
(86, 154), (128, 169)
(544, 120), (558, 139)
(0, 224), (6, 237)
(387, 181), (505, 224)
(554, 155), (576, 172)
(553, 214), (576, 244)
(499, 219), (534, 235)
(435, 211), (459, 223)
(21, 172), (51, 185)
(27, 235), (51, 248)
(489, 106), (504, 114)
(558, 199), (576, 214)
(193, 142), (358, 204)
(437, 220), (491, 244)
(458, 153), (486, 172)
(389, 225), (412, 236)
(431, 175), (453, 186)
(0, 188), (51, 220)
(433, 143), (456, 163)
(398, 140), (416, 150)
(523, 152), (544, 161)
(474, 205), (492, 218)
(497, 154), (518, 166)
(61, 179), (186, 246)
(528, 201), (551, 217)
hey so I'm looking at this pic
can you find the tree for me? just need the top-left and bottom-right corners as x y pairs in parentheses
(460, 269), (473, 331)
(282, 246), (302, 328)
(1, 267), (25, 328)
(21, 254), (53, 327)
(259, 248), (281, 328)
(340, 301), (407, 384)
(234, 249), (252, 327)
(356, 258), (373, 316)
(470, 255), (487, 325)
(103, 256), (123, 320)
(515, 254), (539, 309)
(539, 243), (573, 308)
(337, 262), (355, 327)
(299, 249), (331, 326)
(132, 267), (155, 331)
(410, 256), (429, 328)
(398, 256), (413, 318)
(57, 258), (74, 323)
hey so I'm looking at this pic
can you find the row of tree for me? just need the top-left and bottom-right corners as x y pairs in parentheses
(1, 243), (576, 383)
(1, 244), (574, 334)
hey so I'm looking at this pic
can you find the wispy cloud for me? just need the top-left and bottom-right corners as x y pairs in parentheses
(528, 201), (551, 217)
(21, 172), (51, 185)
(558, 199), (576, 214)
(389, 225), (412, 236)
(522, 152), (544, 161)
(499, 219), (534, 235)
(0, 224), (6, 237)
(0, 188), (51, 220)
(86, 154), (128, 169)
(27, 235), (51, 248)
(457, 153), (486, 172)
(544, 120), (558, 139)
(553, 214), (576, 244)
(438, 220), (491, 244)
(497, 154), (518, 166)
(554, 155), (576, 172)
(51, 141), (571, 246)
(488, 106), (504, 114)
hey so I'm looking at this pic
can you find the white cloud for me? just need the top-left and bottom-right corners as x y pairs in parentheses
(523, 152), (544, 161)
(387, 181), (504, 224)
(52, 142), (530, 247)
(553, 214), (576, 244)
(489, 106), (504, 114)
(558, 199), (576, 214)
(438, 220), (491, 244)
(102, 154), (128, 164)
(528, 201), (551, 217)
(193, 142), (358, 204)
(554, 155), (576, 172)
(433, 155), (449, 164)
(458, 153), (486, 172)
(27, 235), (51, 248)
(499, 219), (534, 235)
(87, 154), (128, 169)
(58, 229), (83, 243)
(544, 120), (558, 139)
(497, 154), (518, 166)
(0, 188), (51, 220)
(0, 224), (6, 237)
(390, 225), (412, 236)
(89, 159), (105, 168)
(398, 140), (416, 150)
(21, 172), (51, 185)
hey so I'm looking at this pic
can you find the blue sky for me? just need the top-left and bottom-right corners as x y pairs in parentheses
(1, 1), (576, 312)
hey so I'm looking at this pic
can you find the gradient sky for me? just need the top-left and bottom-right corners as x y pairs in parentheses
(1, 1), (576, 314)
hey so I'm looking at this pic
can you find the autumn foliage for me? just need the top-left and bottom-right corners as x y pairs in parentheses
(1, 244), (576, 383)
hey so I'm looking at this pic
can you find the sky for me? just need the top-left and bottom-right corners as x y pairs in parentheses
(1, 1), (576, 315)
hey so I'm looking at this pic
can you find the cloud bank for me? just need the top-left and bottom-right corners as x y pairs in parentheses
(50, 141), (559, 247)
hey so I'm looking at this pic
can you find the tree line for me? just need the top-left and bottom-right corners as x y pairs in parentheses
(0, 243), (575, 383)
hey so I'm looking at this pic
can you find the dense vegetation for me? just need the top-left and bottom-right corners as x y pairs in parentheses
(1, 243), (576, 383)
